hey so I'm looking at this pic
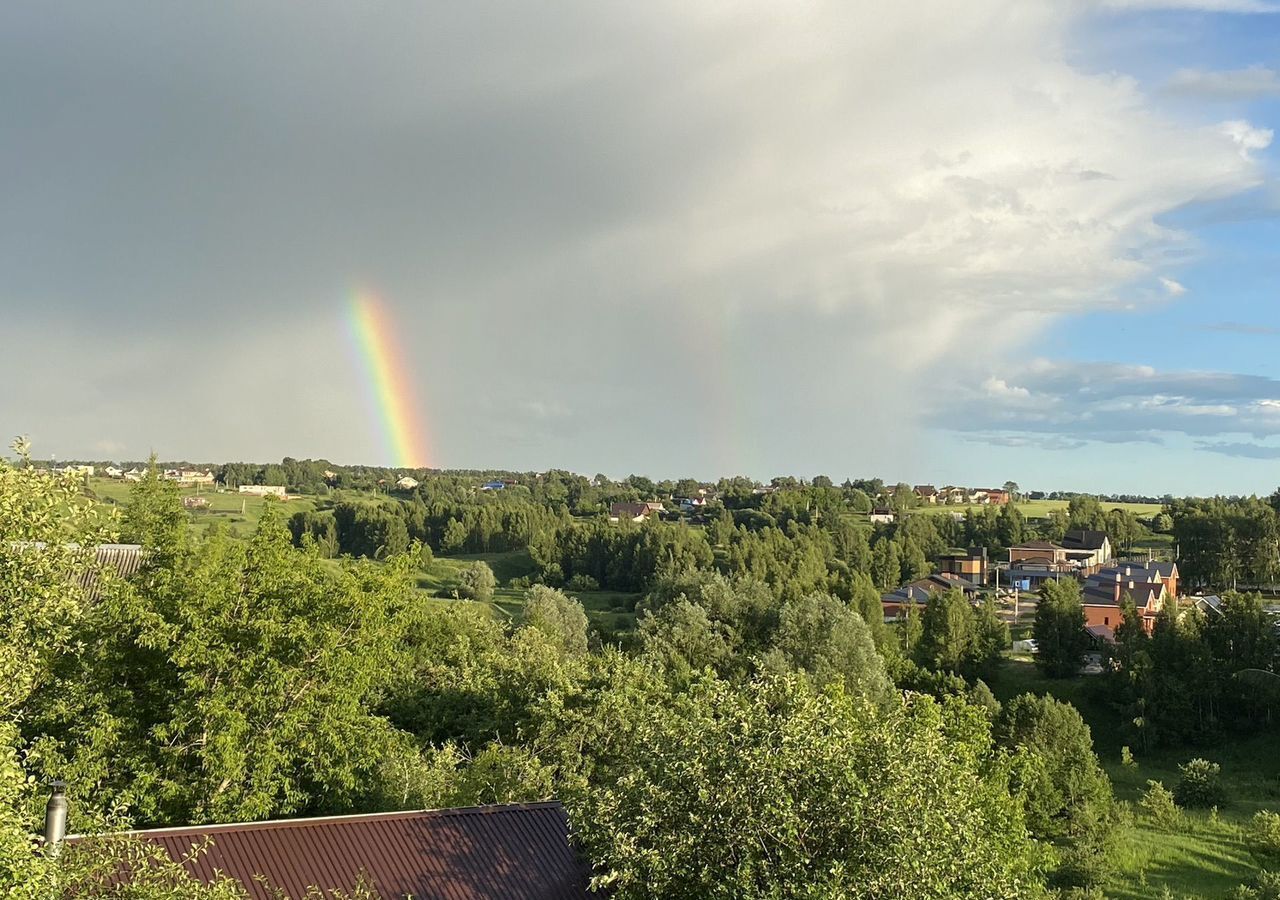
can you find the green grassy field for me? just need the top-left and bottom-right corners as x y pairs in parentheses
(415, 550), (640, 640)
(86, 476), (317, 537)
(915, 499), (1165, 519)
(990, 660), (1280, 898)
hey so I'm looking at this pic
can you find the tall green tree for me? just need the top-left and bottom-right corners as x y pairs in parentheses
(1034, 579), (1090, 678)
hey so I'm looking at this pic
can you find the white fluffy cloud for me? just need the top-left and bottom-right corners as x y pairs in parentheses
(0, 2), (1271, 476)
(941, 360), (1280, 450)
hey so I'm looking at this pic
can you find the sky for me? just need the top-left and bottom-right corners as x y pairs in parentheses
(1, 1), (1278, 495)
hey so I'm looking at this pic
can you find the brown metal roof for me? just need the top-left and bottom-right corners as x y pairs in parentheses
(75, 802), (591, 899)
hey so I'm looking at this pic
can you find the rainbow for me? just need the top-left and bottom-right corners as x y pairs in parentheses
(347, 291), (433, 468)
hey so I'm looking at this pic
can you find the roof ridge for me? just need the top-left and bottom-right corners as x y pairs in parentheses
(70, 801), (565, 839)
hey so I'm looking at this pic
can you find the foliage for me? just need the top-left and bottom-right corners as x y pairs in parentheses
(541, 670), (1046, 899)
(997, 694), (1115, 841)
(1243, 811), (1280, 870)
(24, 504), (419, 827)
(1174, 758), (1225, 809)
(761, 592), (894, 705)
(1034, 580), (1091, 679)
(1138, 781), (1180, 829)
(520, 586), (590, 656)
(456, 561), (496, 602)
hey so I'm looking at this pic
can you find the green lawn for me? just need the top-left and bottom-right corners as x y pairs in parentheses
(85, 476), (317, 537)
(418, 549), (640, 641)
(914, 499), (1165, 519)
(990, 660), (1280, 898)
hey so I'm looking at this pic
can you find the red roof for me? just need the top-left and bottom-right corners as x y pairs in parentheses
(73, 802), (590, 899)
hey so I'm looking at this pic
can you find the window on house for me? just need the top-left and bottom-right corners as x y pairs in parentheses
(1104, 616), (1110, 625)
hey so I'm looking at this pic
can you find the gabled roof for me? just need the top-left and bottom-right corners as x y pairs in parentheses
(1061, 530), (1109, 551)
(1011, 540), (1065, 552)
(73, 802), (589, 900)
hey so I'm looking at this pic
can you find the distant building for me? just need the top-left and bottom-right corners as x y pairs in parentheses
(913, 485), (939, 505)
(238, 485), (287, 497)
(182, 496), (209, 509)
(55, 464), (94, 477)
(481, 480), (506, 491)
(103, 466), (124, 478)
(881, 573), (977, 620)
(868, 508), (896, 525)
(938, 547), (988, 587)
(1059, 530), (1113, 572)
(395, 476), (420, 490)
(1081, 561), (1178, 633)
(610, 501), (660, 522)
(163, 469), (215, 485)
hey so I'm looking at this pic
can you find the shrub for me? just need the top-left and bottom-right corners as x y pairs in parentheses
(457, 562), (496, 603)
(1175, 758), (1225, 808)
(1139, 780), (1180, 829)
(565, 573), (601, 592)
(1244, 811), (1280, 870)
(1231, 870), (1280, 900)
(1120, 746), (1136, 769)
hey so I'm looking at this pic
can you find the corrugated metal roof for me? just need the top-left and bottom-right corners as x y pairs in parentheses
(74, 802), (590, 899)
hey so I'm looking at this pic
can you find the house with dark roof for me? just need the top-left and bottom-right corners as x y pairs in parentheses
(1081, 561), (1179, 633)
(881, 572), (976, 620)
(68, 802), (591, 899)
(913, 485), (938, 504)
(1007, 540), (1079, 589)
(938, 547), (988, 587)
(1059, 530), (1113, 573)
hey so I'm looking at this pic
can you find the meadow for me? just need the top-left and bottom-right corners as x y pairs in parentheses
(992, 660), (1280, 899)
(916, 498), (1165, 519)
(86, 476), (316, 536)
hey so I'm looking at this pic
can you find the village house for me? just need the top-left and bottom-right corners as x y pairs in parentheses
(609, 501), (662, 522)
(881, 573), (978, 620)
(238, 484), (287, 497)
(913, 485), (939, 505)
(938, 547), (988, 587)
(868, 507), (896, 525)
(1059, 530), (1113, 574)
(941, 485), (969, 504)
(103, 465), (124, 478)
(395, 476), (420, 490)
(1080, 561), (1179, 633)
(182, 496), (208, 509)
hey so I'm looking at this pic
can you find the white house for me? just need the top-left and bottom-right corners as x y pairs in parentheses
(396, 476), (420, 490)
(238, 485), (287, 497)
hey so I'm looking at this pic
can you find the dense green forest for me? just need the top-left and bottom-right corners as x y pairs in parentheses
(8, 448), (1280, 897)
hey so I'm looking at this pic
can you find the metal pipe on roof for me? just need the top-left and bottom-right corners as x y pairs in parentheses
(44, 782), (68, 857)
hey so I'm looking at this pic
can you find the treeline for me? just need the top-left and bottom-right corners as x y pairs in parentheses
(1171, 496), (1280, 589)
(1031, 578), (1280, 749)
(3, 452), (1134, 898)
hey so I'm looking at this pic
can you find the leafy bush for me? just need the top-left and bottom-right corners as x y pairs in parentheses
(1139, 780), (1180, 828)
(1120, 746), (1136, 769)
(1244, 811), (1280, 869)
(565, 573), (601, 592)
(1175, 758), (1225, 808)
(1230, 869), (1280, 900)
(457, 562), (496, 603)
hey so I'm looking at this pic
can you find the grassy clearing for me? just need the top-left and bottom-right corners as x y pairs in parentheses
(914, 499), (1165, 519)
(417, 550), (640, 639)
(990, 659), (1280, 898)
(86, 476), (317, 537)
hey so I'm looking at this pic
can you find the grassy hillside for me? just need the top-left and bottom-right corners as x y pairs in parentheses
(86, 475), (317, 537)
(915, 499), (1164, 518)
(991, 660), (1279, 899)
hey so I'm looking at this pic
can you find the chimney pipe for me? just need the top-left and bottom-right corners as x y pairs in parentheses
(44, 781), (67, 857)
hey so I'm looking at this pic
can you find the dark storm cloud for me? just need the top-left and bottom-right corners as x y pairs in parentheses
(0, 2), (1267, 474)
